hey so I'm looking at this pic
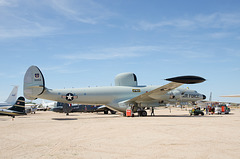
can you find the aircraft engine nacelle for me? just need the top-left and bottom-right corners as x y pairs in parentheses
(115, 72), (138, 86)
(118, 100), (130, 109)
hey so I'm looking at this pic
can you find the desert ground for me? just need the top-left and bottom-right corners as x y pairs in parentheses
(0, 107), (239, 159)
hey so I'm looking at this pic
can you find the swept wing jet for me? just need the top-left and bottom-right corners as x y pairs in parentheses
(53, 102), (116, 115)
(0, 86), (18, 108)
(24, 66), (206, 116)
(0, 96), (26, 118)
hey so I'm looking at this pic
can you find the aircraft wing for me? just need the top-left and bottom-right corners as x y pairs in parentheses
(127, 82), (183, 103)
(96, 105), (107, 110)
(220, 95), (240, 97)
(127, 76), (206, 103)
(96, 105), (115, 112)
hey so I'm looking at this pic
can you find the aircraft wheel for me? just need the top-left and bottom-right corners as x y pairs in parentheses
(104, 110), (108, 114)
(110, 110), (116, 114)
(141, 111), (147, 116)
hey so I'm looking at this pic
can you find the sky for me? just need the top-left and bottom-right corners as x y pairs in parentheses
(0, 0), (240, 103)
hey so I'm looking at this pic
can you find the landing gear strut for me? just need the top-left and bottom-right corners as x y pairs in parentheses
(104, 110), (108, 114)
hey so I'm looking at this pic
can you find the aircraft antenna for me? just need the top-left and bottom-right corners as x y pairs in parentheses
(209, 92), (212, 101)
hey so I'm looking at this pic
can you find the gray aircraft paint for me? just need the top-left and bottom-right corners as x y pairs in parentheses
(24, 66), (205, 113)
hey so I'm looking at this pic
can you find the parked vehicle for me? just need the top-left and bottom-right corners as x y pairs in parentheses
(189, 108), (204, 116)
(215, 104), (230, 114)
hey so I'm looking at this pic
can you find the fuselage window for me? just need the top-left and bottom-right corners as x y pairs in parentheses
(189, 94), (199, 98)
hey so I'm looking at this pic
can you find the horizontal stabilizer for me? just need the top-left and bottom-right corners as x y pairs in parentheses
(165, 76), (206, 84)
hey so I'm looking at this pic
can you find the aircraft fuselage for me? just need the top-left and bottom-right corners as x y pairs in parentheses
(24, 66), (206, 113)
(38, 86), (204, 112)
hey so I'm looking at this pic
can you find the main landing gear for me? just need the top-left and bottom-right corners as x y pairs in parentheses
(124, 106), (148, 117)
(137, 110), (147, 117)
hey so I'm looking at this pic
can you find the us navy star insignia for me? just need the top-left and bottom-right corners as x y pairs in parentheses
(61, 93), (78, 101)
(67, 94), (73, 100)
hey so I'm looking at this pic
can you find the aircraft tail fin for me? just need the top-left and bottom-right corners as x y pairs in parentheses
(5, 86), (18, 105)
(8, 96), (26, 114)
(24, 66), (45, 100)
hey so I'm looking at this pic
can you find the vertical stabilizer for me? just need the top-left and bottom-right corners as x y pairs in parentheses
(24, 66), (45, 100)
(8, 96), (25, 114)
(5, 86), (18, 105)
(209, 92), (212, 101)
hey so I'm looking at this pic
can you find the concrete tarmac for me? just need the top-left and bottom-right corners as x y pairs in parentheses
(0, 108), (240, 159)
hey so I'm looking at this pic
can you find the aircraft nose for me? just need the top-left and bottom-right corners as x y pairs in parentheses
(202, 94), (206, 100)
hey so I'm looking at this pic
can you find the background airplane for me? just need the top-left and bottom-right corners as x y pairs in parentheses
(0, 96), (26, 118)
(52, 102), (116, 115)
(0, 86), (18, 108)
(36, 100), (55, 111)
(24, 66), (206, 116)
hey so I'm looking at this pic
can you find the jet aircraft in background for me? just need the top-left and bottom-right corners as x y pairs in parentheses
(24, 66), (206, 116)
(36, 100), (56, 111)
(0, 86), (18, 108)
(0, 96), (26, 118)
(52, 102), (116, 115)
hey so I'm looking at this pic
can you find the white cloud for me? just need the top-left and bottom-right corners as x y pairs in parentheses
(55, 45), (216, 62)
(136, 19), (194, 31)
(56, 46), (162, 61)
(41, 66), (88, 74)
(233, 68), (240, 72)
(0, 1), (61, 39)
(50, 0), (114, 24)
(195, 13), (240, 28)
(0, 0), (114, 39)
(0, 0), (12, 7)
(209, 32), (231, 39)
(58, 51), (140, 61)
(0, 25), (58, 38)
(135, 12), (240, 31)
(61, 52), (139, 60)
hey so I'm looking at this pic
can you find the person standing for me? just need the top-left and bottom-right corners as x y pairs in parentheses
(151, 107), (155, 116)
